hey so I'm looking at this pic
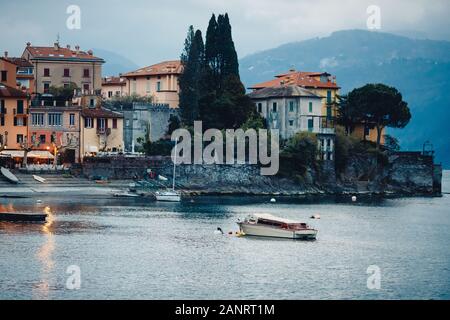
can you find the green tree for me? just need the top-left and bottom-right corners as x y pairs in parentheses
(383, 134), (400, 151)
(179, 26), (205, 125)
(167, 114), (181, 135)
(346, 83), (411, 149)
(49, 82), (78, 100)
(336, 94), (361, 135)
(279, 132), (318, 177)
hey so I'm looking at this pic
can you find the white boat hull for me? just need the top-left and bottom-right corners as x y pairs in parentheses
(1, 167), (19, 183)
(238, 223), (317, 240)
(155, 192), (181, 202)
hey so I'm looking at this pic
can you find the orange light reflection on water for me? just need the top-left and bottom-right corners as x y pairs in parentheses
(32, 206), (55, 299)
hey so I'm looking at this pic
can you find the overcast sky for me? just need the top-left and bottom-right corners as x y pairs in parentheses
(1, 0), (449, 67)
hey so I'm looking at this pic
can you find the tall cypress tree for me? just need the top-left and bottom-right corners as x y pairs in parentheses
(182, 13), (258, 130)
(179, 26), (204, 125)
(217, 13), (239, 79)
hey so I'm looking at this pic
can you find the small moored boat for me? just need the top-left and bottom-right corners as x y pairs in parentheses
(237, 213), (317, 240)
(0, 212), (47, 222)
(155, 190), (181, 202)
(33, 175), (46, 183)
(1, 167), (19, 184)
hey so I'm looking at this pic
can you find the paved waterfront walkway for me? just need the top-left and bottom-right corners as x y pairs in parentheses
(0, 173), (133, 197)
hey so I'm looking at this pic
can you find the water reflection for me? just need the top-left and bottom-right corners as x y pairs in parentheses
(32, 206), (55, 299)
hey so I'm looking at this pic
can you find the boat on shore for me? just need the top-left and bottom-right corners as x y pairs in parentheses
(112, 191), (141, 198)
(155, 190), (181, 202)
(237, 213), (318, 240)
(1, 167), (19, 184)
(33, 175), (46, 183)
(0, 212), (47, 222)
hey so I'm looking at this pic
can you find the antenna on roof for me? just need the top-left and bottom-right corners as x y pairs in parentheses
(56, 33), (60, 45)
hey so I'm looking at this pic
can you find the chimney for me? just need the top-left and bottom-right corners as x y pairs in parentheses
(26, 42), (31, 47)
(66, 44), (71, 50)
(75, 45), (80, 54)
(4, 51), (8, 58)
(54, 42), (60, 50)
(87, 49), (93, 56)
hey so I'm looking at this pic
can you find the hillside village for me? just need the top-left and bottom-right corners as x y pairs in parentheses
(0, 42), (383, 165)
(0, 14), (442, 196)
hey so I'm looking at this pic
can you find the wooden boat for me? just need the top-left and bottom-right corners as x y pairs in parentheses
(1, 167), (19, 184)
(237, 213), (318, 240)
(33, 175), (46, 183)
(0, 212), (47, 222)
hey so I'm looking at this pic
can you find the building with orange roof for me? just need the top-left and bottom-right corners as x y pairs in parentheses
(22, 42), (104, 95)
(101, 76), (126, 99)
(249, 69), (340, 119)
(80, 104), (124, 158)
(249, 69), (383, 144)
(248, 84), (335, 161)
(1, 52), (35, 94)
(122, 60), (182, 108)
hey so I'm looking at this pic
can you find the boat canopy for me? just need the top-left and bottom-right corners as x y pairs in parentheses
(250, 213), (301, 224)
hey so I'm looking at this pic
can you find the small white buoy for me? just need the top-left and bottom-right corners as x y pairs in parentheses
(270, 198), (276, 203)
(351, 195), (357, 202)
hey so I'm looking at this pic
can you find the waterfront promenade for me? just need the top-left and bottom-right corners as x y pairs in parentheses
(0, 173), (132, 197)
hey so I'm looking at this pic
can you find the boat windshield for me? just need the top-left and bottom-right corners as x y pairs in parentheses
(257, 218), (309, 230)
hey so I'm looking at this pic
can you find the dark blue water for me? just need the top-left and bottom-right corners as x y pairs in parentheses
(0, 171), (449, 299)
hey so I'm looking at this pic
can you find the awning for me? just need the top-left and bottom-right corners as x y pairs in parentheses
(0, 150), (55, 159)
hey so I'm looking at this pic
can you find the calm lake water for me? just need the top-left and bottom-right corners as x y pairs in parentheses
(1, 171), (449, 300)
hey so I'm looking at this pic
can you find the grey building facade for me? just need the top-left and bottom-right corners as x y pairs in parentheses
(109, 102), (177, 152)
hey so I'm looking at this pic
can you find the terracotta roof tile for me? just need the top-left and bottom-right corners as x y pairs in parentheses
(0, 83), (27, 98)
(249, 71), (339, 90)
(1, 57), (34, 68)
(81, 107), (123, 119)
(102, 76), (126, 86)
(26, 45), (104, 62)
(123, 60), (182, 77)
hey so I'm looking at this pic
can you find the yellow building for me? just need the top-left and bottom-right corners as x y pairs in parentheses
(80, 107), (124, 159)
(122, 60), (182, 108)
(101, 76), (126, 99)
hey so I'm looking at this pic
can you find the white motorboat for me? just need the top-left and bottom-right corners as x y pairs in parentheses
(155, 190), (181, 202)
(237, 213), (318, 240)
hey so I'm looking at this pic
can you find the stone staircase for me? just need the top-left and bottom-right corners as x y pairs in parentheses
(0, 171), (131, 189)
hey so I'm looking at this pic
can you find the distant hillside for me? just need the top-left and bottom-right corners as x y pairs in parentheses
(240, 29), (450, 167)
(93, 48), (139, 76)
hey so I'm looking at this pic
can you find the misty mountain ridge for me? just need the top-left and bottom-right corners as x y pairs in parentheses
(94, 48), (139, 77)
(239, 29), (450, 167)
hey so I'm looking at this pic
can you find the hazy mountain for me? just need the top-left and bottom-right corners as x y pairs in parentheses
(240, 29), (450, 168)
(93, 48), (139, 76)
